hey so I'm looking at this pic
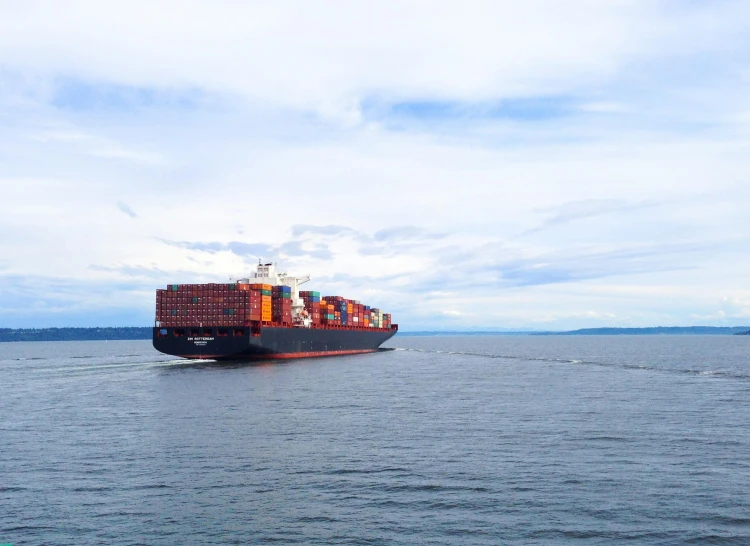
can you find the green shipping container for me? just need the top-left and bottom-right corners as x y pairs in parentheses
(261, 289), (272, 296)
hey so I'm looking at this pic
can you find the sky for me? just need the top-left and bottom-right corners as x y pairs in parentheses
(1, 0), (750, 330)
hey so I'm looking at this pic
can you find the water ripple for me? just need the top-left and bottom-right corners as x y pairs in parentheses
(1, 336), (748, 545)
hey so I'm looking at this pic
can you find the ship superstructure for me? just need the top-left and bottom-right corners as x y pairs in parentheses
(234, 263), (312, 327)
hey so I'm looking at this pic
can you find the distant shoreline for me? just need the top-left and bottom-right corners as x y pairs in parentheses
(1, 326), (749, 342)
(400, 327), (750, 336)
(0, 327), (153, 342)
(531, 326), (750, 336)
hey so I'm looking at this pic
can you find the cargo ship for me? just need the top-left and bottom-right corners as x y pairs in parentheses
(153, 263), (397, 360)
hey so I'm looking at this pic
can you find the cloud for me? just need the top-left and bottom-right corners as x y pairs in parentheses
(518, 199), (661, 236)
(160, 238), (332, 261)
(278, 241), (332, 260)
(33, 128), (165, 164)
(116, 201), (137, 218)
(2, 1), (747, 126)
(1, 2), (750, 329)
(90, 264), (165, 278)
(0, 272), (156, 327)
(373, 226), (446, 242)
(161, 240), (272, 258)
(226, 242), (274, 257)
(578, 101), (629, 113)
(481, 239), (719, 289)
(291, 225), (359, 238)
(289, 225), (446, 257)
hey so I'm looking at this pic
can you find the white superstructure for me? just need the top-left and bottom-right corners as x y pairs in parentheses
(234, 263), (312, 326)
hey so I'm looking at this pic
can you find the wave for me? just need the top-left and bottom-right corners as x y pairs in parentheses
(393, 348), (750, 381)
(31, 358), (188, 373)
(326, 467), (411, 476)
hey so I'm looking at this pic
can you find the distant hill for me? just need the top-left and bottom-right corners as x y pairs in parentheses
(535, 326), (750, 336)
(0, 327), (152, 342)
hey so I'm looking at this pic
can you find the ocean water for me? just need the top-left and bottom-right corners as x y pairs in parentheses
(1, 335), (749, 545)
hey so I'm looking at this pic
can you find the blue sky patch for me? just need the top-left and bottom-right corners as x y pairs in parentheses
(366, 95), (575, 123)
(51, 78), (203, 112)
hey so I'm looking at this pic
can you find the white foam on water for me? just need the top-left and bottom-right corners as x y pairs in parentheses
(33, 359), (182, 373)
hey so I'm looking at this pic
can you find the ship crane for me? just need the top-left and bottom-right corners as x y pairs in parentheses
(235, 264), (313, 327)
(280, 273), (312, 328)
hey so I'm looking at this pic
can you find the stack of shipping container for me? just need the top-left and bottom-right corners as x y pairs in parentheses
(299, 290), (322, 324)
(155, 282), (273, 327)
(271, 285), (292, 324)
(156, 283), (249, 328)
(314, 294), (391, 329)
(156, 283), (391, 329)
(249, 283), (272, 322)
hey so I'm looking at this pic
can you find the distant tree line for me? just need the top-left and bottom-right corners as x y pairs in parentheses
(0, 327), (152, 342)
(546, 326), (750, 336)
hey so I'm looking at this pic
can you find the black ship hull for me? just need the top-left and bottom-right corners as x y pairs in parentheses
(153, 325), (398, 360)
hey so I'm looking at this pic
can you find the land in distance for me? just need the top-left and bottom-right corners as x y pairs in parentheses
(401, 326), (750, 336)
(2, 326), (750, 342)
(0, 327), (152, 342)
(530, 326), (750, 336)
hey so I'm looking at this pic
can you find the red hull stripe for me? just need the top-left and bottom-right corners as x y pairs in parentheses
(178, 349), (378, 360)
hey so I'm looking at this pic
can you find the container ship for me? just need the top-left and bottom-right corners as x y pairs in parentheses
(152, 263), (397, 360)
